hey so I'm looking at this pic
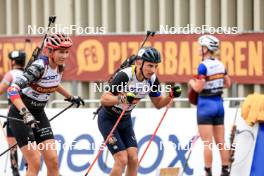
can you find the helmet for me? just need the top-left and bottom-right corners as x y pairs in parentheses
(45, 33), (73, 50)
(137, 47), (161, 63)
(8, 50), (26, 66)
(198, 35), (219, 51)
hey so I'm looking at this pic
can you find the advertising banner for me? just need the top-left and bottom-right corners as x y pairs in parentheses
(0, 34), (263, 83)
(0, 108), (257, 176)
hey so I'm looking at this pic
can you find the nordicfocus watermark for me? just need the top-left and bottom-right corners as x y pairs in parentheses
(27, 140), (235, 152)
(27, 140), (96, 151)
(93, 82), (174, 93)
(159, 140), (235, 151)
(27, 24), (105, 35)
(159, 24), (240, 34)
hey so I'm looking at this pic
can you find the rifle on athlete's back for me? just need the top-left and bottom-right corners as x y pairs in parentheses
(25, 16), (56, 70)
(92, 31), (156, 119)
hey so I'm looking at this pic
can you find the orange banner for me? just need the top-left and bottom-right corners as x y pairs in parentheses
(0, 34), (263, 83)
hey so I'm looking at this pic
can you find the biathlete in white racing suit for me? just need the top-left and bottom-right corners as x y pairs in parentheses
(7, 33), (85, 176)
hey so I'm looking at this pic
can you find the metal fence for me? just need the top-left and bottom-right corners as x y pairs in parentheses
(48, 97), (245, 108)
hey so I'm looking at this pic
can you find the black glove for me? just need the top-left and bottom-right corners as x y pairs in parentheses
(65, 96), (85, 108)
(118, 92), (136, 104)
(169, 85), (182, 98)
(126, 92), (136, 103)
(19, 108), (39, 129)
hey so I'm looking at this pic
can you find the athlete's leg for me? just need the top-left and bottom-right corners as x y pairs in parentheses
(111, 150), (128, 176)
(7, 137), (20, 176)
(98, 108), (128, 175)
(30, 109), (58, 176)
(197, 97), (218, 176)
(198, 124), (213, 175)
(9, 105), (41, 176)
(213, 125), (230, 176)
(39, 139), (59, 176)
(118, 119), (138, 176)
(20, 142), (41, 176)
(125, 147), (138, 176)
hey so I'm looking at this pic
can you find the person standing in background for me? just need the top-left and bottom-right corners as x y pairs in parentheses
(188, 35), (231, 176)
(0, 50), (26, 176)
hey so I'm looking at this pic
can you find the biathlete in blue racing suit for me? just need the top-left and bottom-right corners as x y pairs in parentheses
(188, 35), (231, 176)
(98, 47), (182, 176)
